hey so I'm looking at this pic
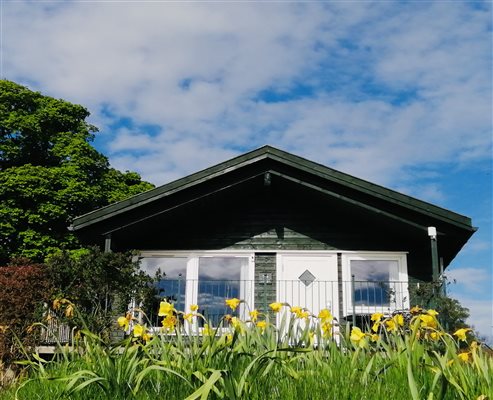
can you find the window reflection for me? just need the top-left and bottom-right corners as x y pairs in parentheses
(198, 258), (243, 326)
(140, 257), (187, 325)
(351, 260), (397, 306)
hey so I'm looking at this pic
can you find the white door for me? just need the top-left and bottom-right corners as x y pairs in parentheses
(277, 254), (339, 322)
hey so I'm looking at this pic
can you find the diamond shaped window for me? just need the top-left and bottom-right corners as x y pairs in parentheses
(299, 269), (316, 287)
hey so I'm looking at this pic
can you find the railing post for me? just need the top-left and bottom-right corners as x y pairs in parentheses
(351, 274), (356, 328)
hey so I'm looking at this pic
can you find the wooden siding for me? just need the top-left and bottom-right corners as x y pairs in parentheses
(254, 253), (277, 317)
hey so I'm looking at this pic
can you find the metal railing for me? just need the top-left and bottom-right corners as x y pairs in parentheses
(40, 278), (434, 343)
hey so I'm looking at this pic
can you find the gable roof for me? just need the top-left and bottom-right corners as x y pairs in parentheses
(72, 145), (475, 233)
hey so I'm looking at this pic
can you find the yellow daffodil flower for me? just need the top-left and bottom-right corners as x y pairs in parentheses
(225, 298), (241, 311)
(183, 313), (194, 322)
(158, 301), (174, 317)
(370, 334), (379, 342)
(453, 328), (471, 341)
(371, 313), (384, 322)
(249, 309), (259, 322)
(300, 311), (310, 320)
(190, 304), (198, 312)
(458, 352), (470, 362)
(117, 316), (130, 331)
(53, 298), (62, 310)
(419, 314), (437, 329)
(321, 321), (332, 336)
(410, 306), (422, 314)
(291, 306), (302, 317)
(318, 309), (333, 322)
(133, 324), (145, 337)
(256, 320), (267, 331)
(269, 302), (283, 313)
(350, 327), (367, 348)
(161, 315), (177, 331)
(430, 331), (442, 341)
(385, 319), (398, 333)
(426, 309), (439, 317)
(142, 332), (152, 342)
(65, 304), (74, 318)
(393, 314), (404, 327)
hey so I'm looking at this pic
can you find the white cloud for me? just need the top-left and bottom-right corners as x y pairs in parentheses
(445, 267), (491, 293)
(449, 295), (493, 345)
(3, 1), (491, 187)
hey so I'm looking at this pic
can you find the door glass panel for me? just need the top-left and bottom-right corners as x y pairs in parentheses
(198, 257), (243, 326)
(351, 260), (397, 306)
(140, 257), (187, 325)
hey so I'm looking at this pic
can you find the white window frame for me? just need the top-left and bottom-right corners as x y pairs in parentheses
(341, 252), (409, 316)
(137, 251), (255, 331)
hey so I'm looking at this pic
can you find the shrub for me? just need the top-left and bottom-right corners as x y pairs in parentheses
(0, 258), (51, 366)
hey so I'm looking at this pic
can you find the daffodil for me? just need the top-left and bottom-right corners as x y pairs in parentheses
(453, 328), (471, 341)
(393, 313), (404, 327)
(426, 309), (439, 317)
(133, 324), (145, 337)
(117, 316), (130, 331)
(410, 306), (423, 314)
(256, 320), (267, 331)
(370, 334), (379, 342)
(458, 352), (470, 362)
(371, 313), (384, 322)
(249, 309), (259, 322)
(230, 317), (241, 329)
(419, 314), (437, 329)
(190, 304), (198, 312)
(142, 332), (152, 342)
(321, 321), (332, 337)
(385, 319), (398, 333)
(291, 306), (302, 317)
(53, 298), (62, 310)
(65, 304), (74, 318)
(300, 311), (310, 320)
(225, 298), (241, 311)
(430, 331), (442, 341)
(161, 315), (177, 331)
(318, 309), (333, 322)
(158, 301), (174, 317)
(350, 327), (367, 348)
(183, 313), (194, 322)
(269, 302), (283, 313)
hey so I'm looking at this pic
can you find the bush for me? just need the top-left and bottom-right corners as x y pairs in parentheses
(0, 259), (51, 366)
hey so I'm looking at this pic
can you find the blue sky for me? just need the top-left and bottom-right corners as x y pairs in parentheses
(2, 1), (491, 341)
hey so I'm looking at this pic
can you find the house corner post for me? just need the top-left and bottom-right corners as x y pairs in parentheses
(428, 227), (439, 282)
(104, 233), (112, 253)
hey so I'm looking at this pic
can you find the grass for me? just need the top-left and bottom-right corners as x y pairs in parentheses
(1, 302), (491, 400)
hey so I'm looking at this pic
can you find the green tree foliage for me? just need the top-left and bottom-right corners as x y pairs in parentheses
(46, 247), (154, 336)
(0, 80), (154, 262)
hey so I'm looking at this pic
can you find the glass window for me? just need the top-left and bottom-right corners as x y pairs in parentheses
(197, 257), (244, 326)
(351, 260), (398, 307)
(139, 257), (187, 325)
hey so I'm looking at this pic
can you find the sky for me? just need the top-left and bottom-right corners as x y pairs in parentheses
(1, 1), (492, 341)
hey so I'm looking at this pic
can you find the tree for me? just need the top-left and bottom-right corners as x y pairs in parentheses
(0, 80), (154, 263)
(410, 279), (470, 334)
(46, 247), (155, 336)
